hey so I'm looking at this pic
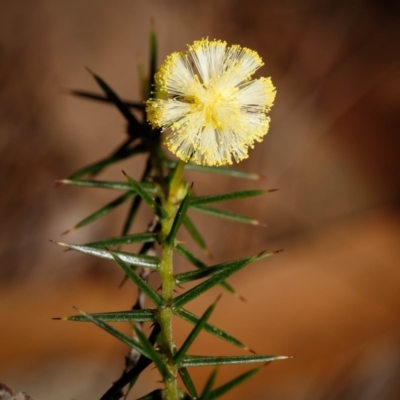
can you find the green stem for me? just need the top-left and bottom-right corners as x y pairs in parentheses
(157, 160), (186, 400)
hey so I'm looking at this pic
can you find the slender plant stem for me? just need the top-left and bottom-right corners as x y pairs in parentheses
(157, 160), (187, 400)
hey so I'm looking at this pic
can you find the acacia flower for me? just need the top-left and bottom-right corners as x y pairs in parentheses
(146, 39), (276, 166)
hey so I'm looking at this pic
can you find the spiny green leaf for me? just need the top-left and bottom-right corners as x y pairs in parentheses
(178, 368), (198, 399)
(190, 205), (264, 226)
(174, 297), (219, 366)
(63, 309), (156, 323)
(134, 326), (172, 379)
(74, 307), (148, 357)
(136, 389), (163, 400)
(200, 369), (218, 400)
(175, 245), (237, 295)
(99, 324), (161, 400)
(69, 89), (144, 110)
(206, 367), (262, 399)
(175, 308), (248, 350)
(123, 171), (168, 220)
(175, 251), (275, 285)
(118, 239), (156, 290)
(166, 190), (192, 247)
(165, 160), (264, 180)
(83, 232), (156, 248)
(180, 354), (289, 367)
(58, 179), (157, 193)
(191, 189), (271, 206)
(183, 216), (208, 253)
(61, 179), (157, 234)
(176, 244), (207, 270)
(172, 251), (271, 309)
(87, 68), (142, 132)
(63, 192), (136, 233)
(109, 250), (164, 307)
(52, 241), (159, 269)
(68, 143), (145, 180)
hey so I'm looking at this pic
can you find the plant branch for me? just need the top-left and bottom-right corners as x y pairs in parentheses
(157, 160), (187, 400)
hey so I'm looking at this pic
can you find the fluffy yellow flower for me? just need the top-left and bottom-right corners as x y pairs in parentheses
(146, 39), (276, 166)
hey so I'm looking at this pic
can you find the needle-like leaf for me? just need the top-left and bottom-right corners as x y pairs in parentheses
(166, 190), (192, 247)
(190, 205), (264, 226)
(175, 251), (275, 285)
(74, 307), (148, 357)
(118, 240), (155, 289)
(87, 68), (142, 133)
(183, 216), (208, 253)
(68, 144), (145, 180)
(174, 297), (220, 366)
(52, 241), (160, 269)
(99, 324), (160, 400)
(165, 160), (264, 180)
(172, 252), (270, 309)
(180, 355), (289, 367)
(58, 179), (156, 193)
(123, 171), (168, 220)
(175, 245), (237, 295)
(134, 326), (172, 379)
(190, 189), (269, 206)
(175, 308), (248, 350)
(63, 192), (136, 233)
(200, 368), (218, 400)
(63, 309), (156, 323)
(178, 368), (198, 399)
(109, 250), (164, 307)
(83, 232), (156, 248)
(205, 367), (263, 399)
(69, 89), (144, 110)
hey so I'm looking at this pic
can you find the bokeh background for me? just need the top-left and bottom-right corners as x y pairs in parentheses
(1, 0), (400, 399)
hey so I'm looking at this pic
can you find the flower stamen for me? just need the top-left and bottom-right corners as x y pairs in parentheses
(146, 39), (276, 166)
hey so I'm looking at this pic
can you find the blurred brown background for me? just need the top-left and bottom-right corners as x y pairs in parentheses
(1, 0), (400, 399)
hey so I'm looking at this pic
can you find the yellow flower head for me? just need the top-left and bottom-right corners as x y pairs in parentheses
(146, 39), (276, 166)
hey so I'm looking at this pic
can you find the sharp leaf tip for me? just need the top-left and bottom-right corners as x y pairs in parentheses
(54, 179), (66, 187)
(257, 249), (268, 258)
(61, 228), (74, 236)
